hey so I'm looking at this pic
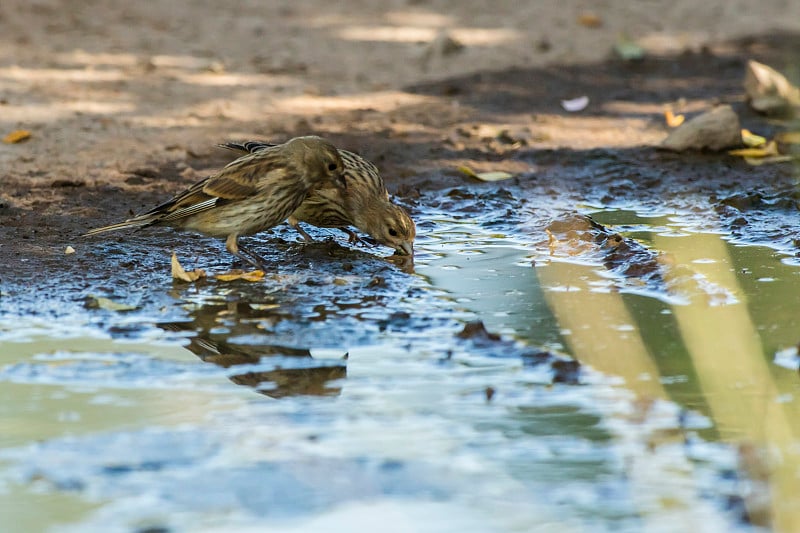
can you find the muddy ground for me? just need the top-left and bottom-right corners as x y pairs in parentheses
(0, 1), (799, 286)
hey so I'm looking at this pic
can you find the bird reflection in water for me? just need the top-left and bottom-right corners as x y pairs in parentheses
(160, 301), (347, 398)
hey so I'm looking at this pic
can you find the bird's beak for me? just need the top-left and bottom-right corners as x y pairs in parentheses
(397, 241), (414, 256)
(337, 174), (347, 190)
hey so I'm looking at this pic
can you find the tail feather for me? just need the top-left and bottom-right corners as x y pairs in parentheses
(218, 141), (274, 155)
(82, 216), (155, 237)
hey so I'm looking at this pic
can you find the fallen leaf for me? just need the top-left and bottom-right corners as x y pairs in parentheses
(457, 165), (514, 182)
(614, 34), (646, 61)
(215, 269), (265, 282)
(743, 155), (794, 166)
(741, 129), (767, 147)
(577, 12), (602, 28)
(775, 132), (800, 144)
(728, 140), (779, 157)
(561, 96), (589, 112)
(664, 108), (685, 127)
(457, 165), (479, 178)
(744, 60), (800, 115)
(88, 295), (137, 312)
(3, 130), (31, 144)
(475, 171), (514, 182)
(64, 245), (76, 254)
(171, 252), (206, 282)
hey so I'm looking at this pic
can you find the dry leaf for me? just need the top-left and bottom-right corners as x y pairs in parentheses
(3, 130), (31, 144)
(744, 60), (800, 115)
(458, 165), (513, 182)
(215, 269), (265, 282)
(741, 129), (767, 147)
(561, 96), (589, 112)
(475, 171), (513, 182)
(728, 141), (779, 157)
(744, 155), (794, 166)
(171, 252), (206, 282)
(64, 245), (76, 254)
(577, 12), (603, 28)
(457, 165), (479, 178)
(775, 131), (800, 144)
(664, 108), (685, 127)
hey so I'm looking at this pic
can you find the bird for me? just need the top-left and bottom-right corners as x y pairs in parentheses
(84, 136), (346, 268)
(219, 141), (416, 256)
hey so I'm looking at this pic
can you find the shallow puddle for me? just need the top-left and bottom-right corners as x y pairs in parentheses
(1, 187), (800, 532)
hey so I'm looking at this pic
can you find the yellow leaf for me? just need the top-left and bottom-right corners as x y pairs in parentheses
(664, 108), (685, 127)
(2, 130), (31, 144)
(88, 295), (137, 312)
(457, 165), (479, 178)
(741, 129), (766, 147)
(171, 252), (206, 282)
(64, 245), (76, 254)
(775, 131), (800, 144)
(743, 155), (794, 166)
(728, 140), (779, 157)
(475, 171), (514, 182)
(215, 269), (265, 282)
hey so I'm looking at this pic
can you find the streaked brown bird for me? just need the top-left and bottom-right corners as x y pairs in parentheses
(84, 136), (346, 268)
(220, 141), (416, 256)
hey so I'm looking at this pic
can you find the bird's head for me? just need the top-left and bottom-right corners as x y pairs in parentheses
(288, 136), (346, 191)
(363, 202), (416, 256)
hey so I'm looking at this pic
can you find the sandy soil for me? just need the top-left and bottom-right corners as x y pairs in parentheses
(1, 0), (799, 278)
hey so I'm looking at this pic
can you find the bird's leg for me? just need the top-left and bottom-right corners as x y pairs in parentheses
(225, 234), (268, 270)
(341, 228), (377, 247)
(342, 228), (361, 244)
(289, 217), (314, 243)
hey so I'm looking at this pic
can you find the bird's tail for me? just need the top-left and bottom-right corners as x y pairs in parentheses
(82, 215), (155, 237)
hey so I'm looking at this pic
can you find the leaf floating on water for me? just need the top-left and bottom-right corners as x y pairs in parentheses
(215, 269), (265, 282)
(664, 107), (685, 127)
(2, 130), (31, 144)
(728, 140), (779, 158)
(171, 252), (206, 283)
(614, 33), (646, 61)
(741, 129), (767, 147)
(561, 96), (589, 112)
(87, 295), (137, 312)
(775, 131), (800, 144)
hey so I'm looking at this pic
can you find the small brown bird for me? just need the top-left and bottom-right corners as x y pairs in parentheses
(220, 141), (416, 256)
(84, 136), (346, 268)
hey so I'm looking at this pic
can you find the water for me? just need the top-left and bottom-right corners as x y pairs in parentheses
(2, 187), (799, 532)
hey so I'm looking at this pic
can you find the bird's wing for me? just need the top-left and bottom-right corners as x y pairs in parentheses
(202, 150), (283, 200)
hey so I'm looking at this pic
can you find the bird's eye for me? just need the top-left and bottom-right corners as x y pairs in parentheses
(388, 228), (398, 237)
(328, 163), (338, 171)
